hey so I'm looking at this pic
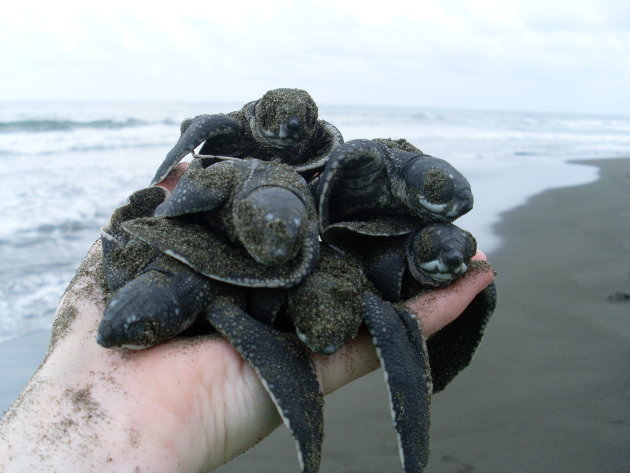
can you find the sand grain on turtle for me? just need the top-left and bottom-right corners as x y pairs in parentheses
(94, 88), (496, 473)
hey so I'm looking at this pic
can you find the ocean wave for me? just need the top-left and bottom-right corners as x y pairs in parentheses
(67, 141), (173, 153)
(0, 118), (176, 134)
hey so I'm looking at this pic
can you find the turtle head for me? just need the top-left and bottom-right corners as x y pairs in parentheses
(97, 299), (161, 350)
(400, 155), (473, 221)
(234, 186), (309, 266)
(97, 272), (194, 350)
(406, 223), (476, 287)
(252, 88), (318, 148)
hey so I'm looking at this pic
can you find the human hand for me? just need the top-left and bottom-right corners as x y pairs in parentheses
(0, 167), (495, 473)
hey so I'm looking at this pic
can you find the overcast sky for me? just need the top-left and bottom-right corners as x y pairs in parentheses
(1, 0), (629, 114)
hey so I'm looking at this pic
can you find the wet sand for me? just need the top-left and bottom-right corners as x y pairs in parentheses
(2, 158), (629, 472)
(0, 330), (49, 413)
(217, 157), (630, 473)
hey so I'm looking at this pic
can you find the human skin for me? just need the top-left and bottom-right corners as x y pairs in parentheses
(0, 167), (495, 473)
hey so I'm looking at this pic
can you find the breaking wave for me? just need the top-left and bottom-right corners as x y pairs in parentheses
(0, 118), (177, 133)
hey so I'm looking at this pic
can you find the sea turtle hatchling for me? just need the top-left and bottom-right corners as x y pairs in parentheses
(98, 121), (494, 473)
(150, 88), (343, 186)
(354, 223), (497, 393)
(285, 244), (432, 473)
(132, 157), (320, 288)
(317, 138), (474, 250)
(285, 224), (495, 472)
(360, 222), (478, 300)
(98, 185), (325, 473)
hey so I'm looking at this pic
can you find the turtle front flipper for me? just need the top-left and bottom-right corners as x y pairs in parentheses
(154, 158), (236, 217)
(361, 292), (431, 473)
(317, 139), (389, 231)
(150, 113), (243, 186)
(293, 119), (344, 175)
(97, 255), (218, 349)
(360, 235), (408, 302)
(205, 299), (323, 473)
(427, 277), (497, 393)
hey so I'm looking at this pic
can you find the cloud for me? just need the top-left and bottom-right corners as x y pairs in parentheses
(1, 0), (629, 114)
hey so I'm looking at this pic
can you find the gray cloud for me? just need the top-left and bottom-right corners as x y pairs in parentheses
(1, 0), (628, 114)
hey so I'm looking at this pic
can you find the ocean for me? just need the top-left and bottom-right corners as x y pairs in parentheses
(1, 100), (629, 346)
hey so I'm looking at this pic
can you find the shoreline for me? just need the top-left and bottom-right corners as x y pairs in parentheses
(2, 158), (629, 473)
(425, 157), (630, 472)
(0, 330), (50, 414)
(216, 157), (630, 472)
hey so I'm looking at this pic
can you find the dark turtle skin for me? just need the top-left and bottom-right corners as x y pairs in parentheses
(96, 88), (496, 473)
(150, 88), (343, 185)
(128, 157), (320, 289)
(99, 188), (435, 473)
(98, 186), (324, 473)
(360, 223), (478, 301)
(355, 224), (497, 393)
(286, 245), (367, 355)
(284, 244), (432, 473)
(317, 138), (474, 250)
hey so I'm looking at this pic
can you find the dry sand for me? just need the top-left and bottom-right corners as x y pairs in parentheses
(2, 158), (629, 472)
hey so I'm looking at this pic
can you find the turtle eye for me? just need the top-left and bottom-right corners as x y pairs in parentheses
(423, 168), (455, 204)
(411, 227), (442, 262)
(255, 100), (276, 132)
(129, 321), (158, 346)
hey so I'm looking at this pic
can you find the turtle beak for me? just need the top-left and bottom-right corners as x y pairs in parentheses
(278, 116), (302, 141)
(446, 189), (473, 218)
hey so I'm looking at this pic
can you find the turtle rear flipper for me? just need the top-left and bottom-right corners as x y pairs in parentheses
(361, 292), (431, 473)
(151, 113), (243, 186)
(205, 300), (323, 473)
(427, 279), (497, 393)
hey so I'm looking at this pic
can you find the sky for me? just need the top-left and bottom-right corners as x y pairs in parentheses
(1, 0), (629, 114)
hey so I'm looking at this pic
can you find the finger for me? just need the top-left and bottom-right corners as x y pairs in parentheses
(472, 249), (487, 261)
(155, 162), (189, 192)
(405, 259), (495, 337)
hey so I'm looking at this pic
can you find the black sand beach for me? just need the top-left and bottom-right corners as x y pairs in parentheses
(2, 158), (629, 472)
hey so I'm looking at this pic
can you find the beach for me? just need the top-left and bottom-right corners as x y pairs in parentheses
(2, 157), (629, 472)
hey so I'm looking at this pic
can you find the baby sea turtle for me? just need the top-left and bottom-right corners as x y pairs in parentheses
(131, 157), (320, 288)
(356, 223), (497, 392)
(285, 245), (432, 473)
(98, 185), (324, 473)
(317, 138), (474, 250)
(150, 88), (343, 185)
(360, 223), (478, 301)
